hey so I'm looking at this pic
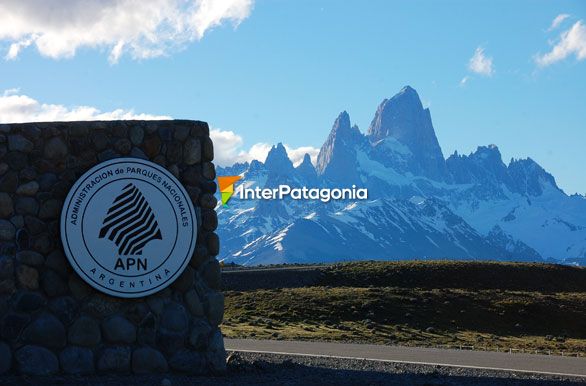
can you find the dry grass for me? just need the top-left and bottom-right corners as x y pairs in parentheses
(222, 261), (586, 355)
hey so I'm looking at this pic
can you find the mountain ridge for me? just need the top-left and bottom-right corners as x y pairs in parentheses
(216, 86), (586, 266)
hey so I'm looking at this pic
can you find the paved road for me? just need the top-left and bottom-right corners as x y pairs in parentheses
(224, 338), (586, 378)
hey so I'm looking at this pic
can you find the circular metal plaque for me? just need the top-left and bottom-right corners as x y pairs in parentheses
(60, 158), (196, 298)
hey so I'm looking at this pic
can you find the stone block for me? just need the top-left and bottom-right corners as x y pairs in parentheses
(69, 315), (101, 347)
(60, 346), (94, 375)
(16, 345), (59, 376)
(132, 347), (168, 374)
(102, 315), (137, 344)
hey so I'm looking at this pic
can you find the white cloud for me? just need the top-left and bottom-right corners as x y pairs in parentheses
(286, 146), (319, 167)
(459, 76), (470, 86)
(210, 128), (319, 167)
(0, 0), (254, 62)
(468, 47), (494, 76)
(209, 128), (250, 166)
(0, 89), (319, 167)
(548, 14), (570, 31)
(535, 20), (586, 67)
(0, 90), (169, 123)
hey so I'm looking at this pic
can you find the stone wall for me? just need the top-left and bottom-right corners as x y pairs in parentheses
(0, 120), (224, 375)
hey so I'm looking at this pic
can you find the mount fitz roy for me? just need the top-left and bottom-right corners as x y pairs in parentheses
(216, 86), (586, 266)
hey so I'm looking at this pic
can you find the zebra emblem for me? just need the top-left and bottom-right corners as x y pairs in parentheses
(98, 183), (162, 256)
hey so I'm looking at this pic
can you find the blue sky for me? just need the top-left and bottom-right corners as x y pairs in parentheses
(0, 0), (585, 194)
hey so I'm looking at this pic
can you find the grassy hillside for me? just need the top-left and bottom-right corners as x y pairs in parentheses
(221, 261), (586, 355)
(319, 260), (586, 292)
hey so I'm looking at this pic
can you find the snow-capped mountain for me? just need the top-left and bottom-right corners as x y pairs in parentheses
(216, 86), (586, 266)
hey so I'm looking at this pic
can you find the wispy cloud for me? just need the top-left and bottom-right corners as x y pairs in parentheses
(0, 0), (254, 63)
(0, 90), (169, 122)
(468, 47), (494, 76)
(286, 146), (320, 167)
(548, 14), (570, 32)
(535, 19), (586, 67)
(210, 128), (319, 167)
(0, 89), (317, 167)
(459, 47), (493, 86)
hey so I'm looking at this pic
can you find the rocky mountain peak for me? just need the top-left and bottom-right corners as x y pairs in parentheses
(469, 145), (506, 168)
(367, 85), (424, 141)
(446, 146), (563, 197)
(316, 111), (363, 184)
(326, 111), (362, 142)
(296, 153), (318, 184)
(264, 142), (294, 175)
(508, 157), (561, 196)
(333, 110), (351, 131)
(215, 84), (585, 266)
(244, 159), (266, 178)
(446, 144), (509, 186)
(249, 159), (264, 170)
(367, 86), (448, 181)
(299, 153), (313, 168)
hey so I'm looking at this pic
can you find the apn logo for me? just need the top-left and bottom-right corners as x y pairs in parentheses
(98, 183), (162, 255)
(61, 158), (196, 298)
(217, 176), (241, 207)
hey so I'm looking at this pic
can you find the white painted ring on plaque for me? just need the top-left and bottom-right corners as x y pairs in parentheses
(60, 157), (197, 298)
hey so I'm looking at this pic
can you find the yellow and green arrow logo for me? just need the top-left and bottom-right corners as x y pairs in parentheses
(217, 176), (241, 207)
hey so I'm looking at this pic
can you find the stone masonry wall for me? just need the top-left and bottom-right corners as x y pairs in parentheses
(0, 120), (224, 376)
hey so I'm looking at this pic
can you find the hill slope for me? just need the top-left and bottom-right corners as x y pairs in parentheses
(222, 261), (586, 355)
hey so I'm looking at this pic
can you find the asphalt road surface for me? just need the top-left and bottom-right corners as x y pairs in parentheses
(224, 338), (586, 378)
